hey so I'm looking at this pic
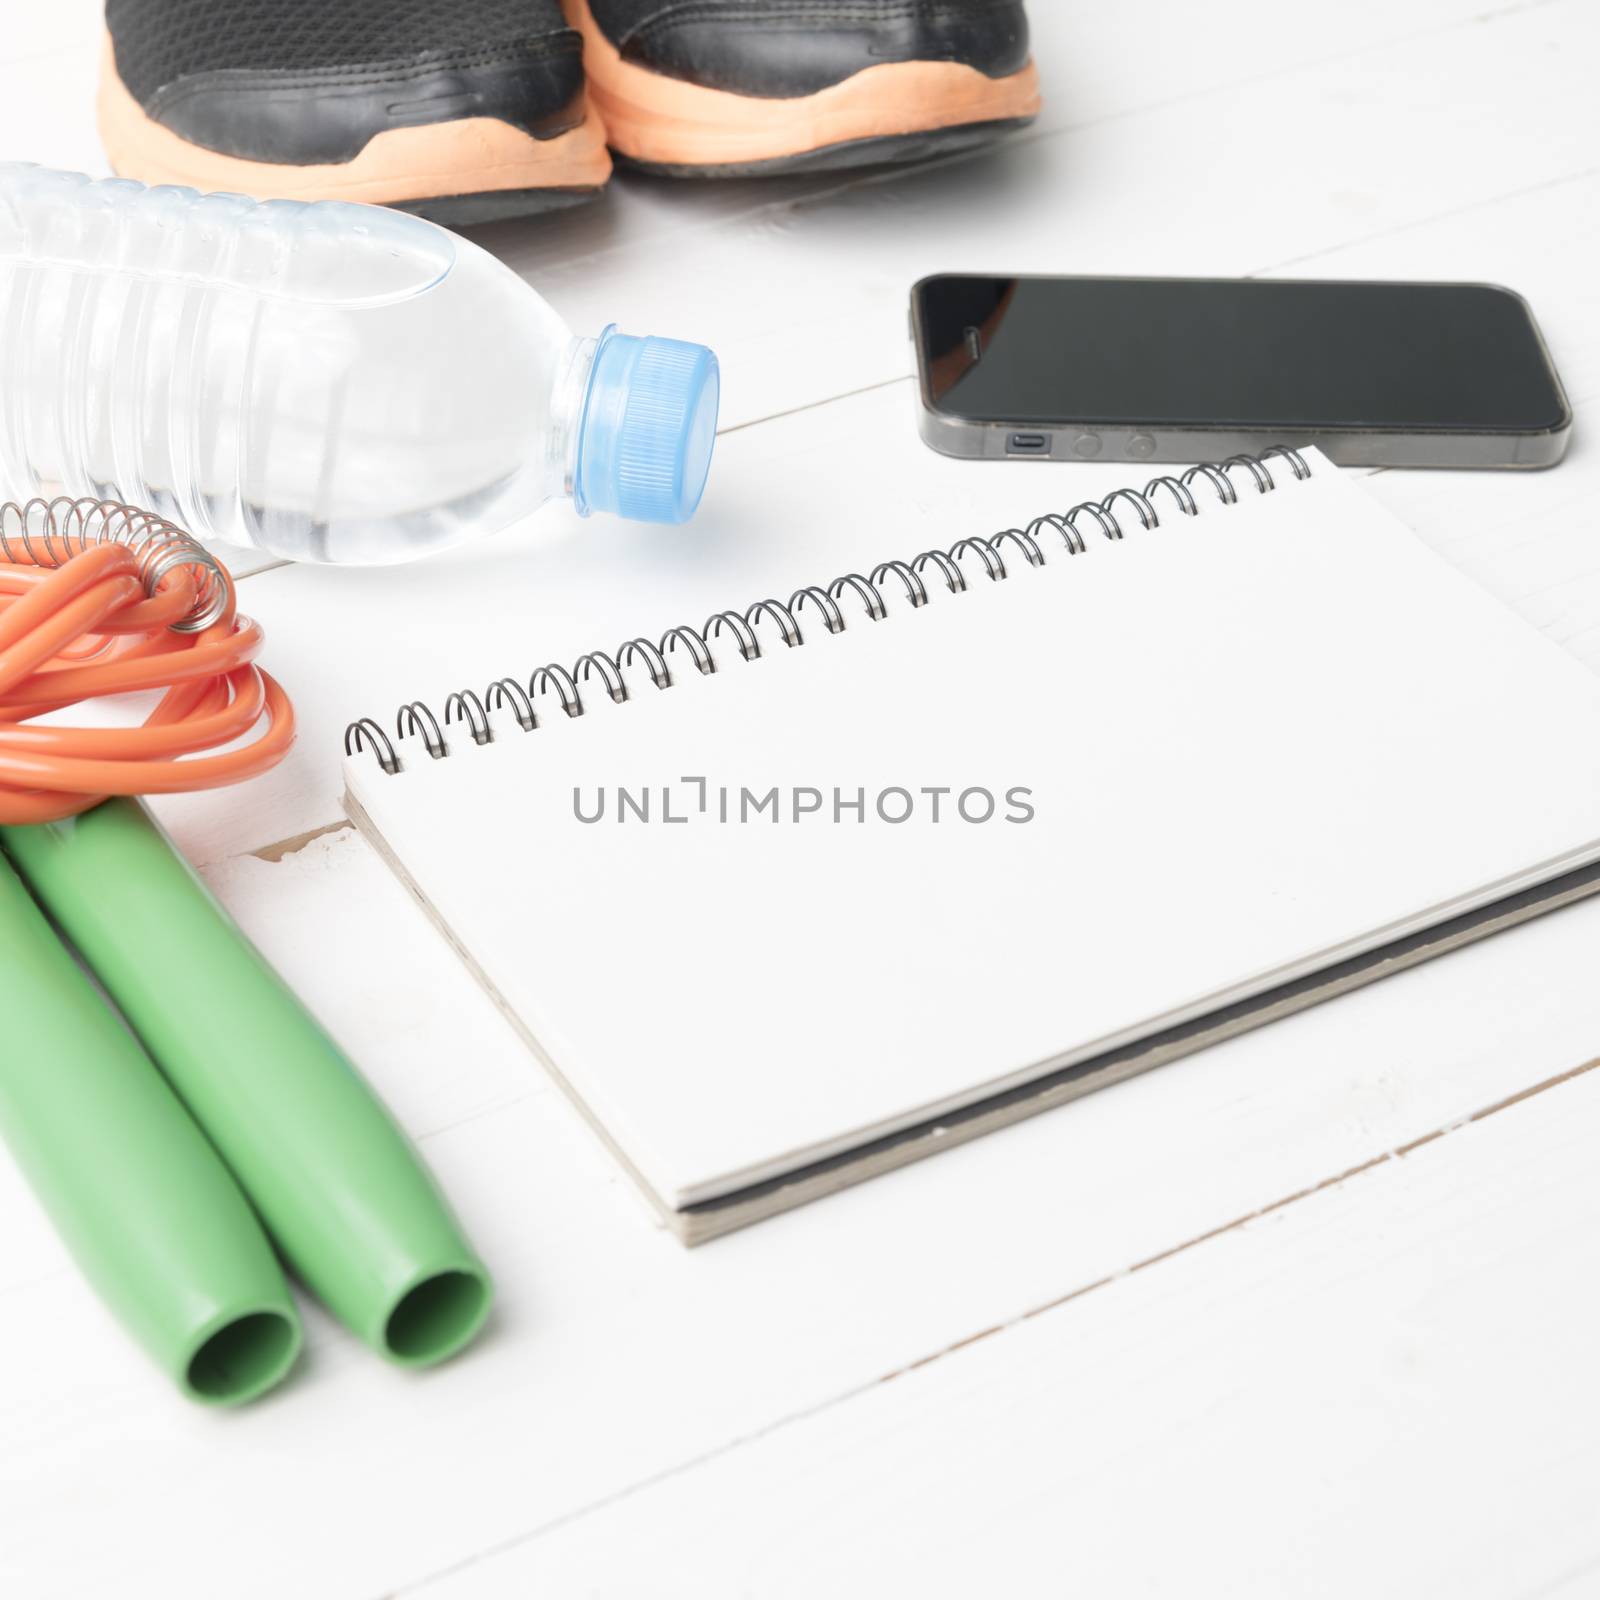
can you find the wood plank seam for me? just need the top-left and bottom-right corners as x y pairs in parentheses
(1255, 162), (1600, 277)
(247, 820), (354, 863)
(390, 1050), (1600, 1597)
(498, 0), (1568, 285)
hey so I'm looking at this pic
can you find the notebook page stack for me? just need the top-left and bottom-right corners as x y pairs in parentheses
(344, 452), (1600, 1240)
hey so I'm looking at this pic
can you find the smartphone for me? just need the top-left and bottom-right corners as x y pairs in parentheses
(911, 274), (1571, 469)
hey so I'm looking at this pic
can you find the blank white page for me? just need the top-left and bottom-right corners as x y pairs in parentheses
(345, 456), (1600, 1210)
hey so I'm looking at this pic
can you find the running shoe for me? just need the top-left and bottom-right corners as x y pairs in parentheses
(100, 0), (613, 223)
(566, 0), (1039, 177)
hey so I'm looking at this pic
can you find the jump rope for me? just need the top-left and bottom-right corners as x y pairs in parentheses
(0, 497), (290, 821)
(0, 497), (490, 1405)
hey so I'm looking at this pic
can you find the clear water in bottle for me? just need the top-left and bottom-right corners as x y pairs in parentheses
(0, 164), (719, 564)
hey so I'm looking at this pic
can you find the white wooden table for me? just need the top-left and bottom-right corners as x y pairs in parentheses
(5, 3), (1600, 1594)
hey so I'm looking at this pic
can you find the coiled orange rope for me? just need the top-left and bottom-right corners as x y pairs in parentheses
(0, 506), (293, 825)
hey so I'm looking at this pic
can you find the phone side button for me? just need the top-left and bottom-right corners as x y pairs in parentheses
(1071, 432), (1102, 458)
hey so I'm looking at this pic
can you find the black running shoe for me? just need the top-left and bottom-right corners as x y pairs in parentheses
(565, 0), (1039, 177)
(100, 0), (613, 223)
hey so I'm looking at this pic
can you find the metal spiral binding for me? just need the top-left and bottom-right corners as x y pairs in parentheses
(343, 448), (1311, 775)
(0, 495), (231, 632)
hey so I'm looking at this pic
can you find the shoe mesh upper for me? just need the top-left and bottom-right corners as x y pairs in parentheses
(584, 0), (1030, 98)
(588, 0), (1022, 40)
(108, 0), (574, 101)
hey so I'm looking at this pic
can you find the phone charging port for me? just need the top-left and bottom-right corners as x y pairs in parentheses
(1007, 432), (1051, 456)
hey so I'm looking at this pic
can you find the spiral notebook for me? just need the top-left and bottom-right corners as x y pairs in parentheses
(342, 450), (1600, 1242)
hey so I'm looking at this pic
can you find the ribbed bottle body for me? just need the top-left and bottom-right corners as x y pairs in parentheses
(0, 165), (577, 563)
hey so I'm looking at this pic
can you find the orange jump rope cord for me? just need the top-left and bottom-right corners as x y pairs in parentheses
(0, 539), (294, 826)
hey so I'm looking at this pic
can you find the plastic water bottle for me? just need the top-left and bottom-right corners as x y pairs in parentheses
(0, 164), (719, 564)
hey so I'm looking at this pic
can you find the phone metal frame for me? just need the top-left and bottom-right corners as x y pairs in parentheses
(910, 273), (1573, 470)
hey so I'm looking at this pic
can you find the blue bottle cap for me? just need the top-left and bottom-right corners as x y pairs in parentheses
(574, 328), (720, 524)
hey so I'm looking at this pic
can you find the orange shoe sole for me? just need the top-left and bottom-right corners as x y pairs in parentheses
(96, 34), (613, 222)
(563, 0), (1041, 176)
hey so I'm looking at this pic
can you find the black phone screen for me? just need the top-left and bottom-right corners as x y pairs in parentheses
(913, 275), (1568, 434)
